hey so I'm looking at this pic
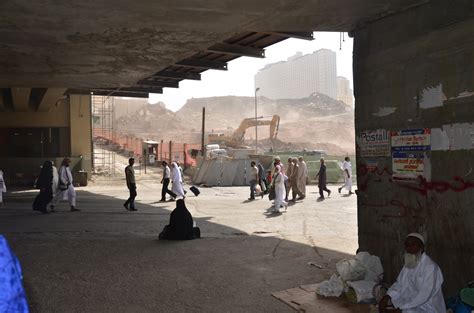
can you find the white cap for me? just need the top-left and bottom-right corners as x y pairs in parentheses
(406, 233), (425, 245)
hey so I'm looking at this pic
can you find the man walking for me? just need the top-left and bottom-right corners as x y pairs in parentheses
(285, 157), (293, 201)
(290, 157), (304, 201)
(124, 158), (137, 211)
(297, 156), (308, 197)
(338, 156), (353, 195)
(316, 158), (331, 199)
(257, 163), (267, 196)
(50, 158), (79, 212)
(160, 161), (177, 202)
(248, 161), (259, 200)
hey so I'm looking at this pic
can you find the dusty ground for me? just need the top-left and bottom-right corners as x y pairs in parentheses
(1, 169), (360, 313)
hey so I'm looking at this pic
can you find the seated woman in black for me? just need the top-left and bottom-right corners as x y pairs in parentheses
(159, 199), (200, 240)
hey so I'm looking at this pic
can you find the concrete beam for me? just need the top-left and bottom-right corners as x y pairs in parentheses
(175, 59), (228, 70)
(151, 71), (201, 81)
(11, 88), (31, 112)
(261, 32), (314, 40)
(37, 88), (67, 112)
(205, 43), (265, 58)
(136, 80), (179, 88)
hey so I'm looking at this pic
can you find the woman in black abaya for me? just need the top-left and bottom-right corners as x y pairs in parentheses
(33, 161), (54, 214)
(159, 199), (200, 240)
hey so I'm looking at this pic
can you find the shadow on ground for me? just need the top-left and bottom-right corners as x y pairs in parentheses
(1, 188), (355, 313)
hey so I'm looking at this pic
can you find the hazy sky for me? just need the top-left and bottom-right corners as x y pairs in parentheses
(149, 32), (353, 112)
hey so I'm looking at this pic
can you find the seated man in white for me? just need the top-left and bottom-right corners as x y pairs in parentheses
(379, 233), (445, 313)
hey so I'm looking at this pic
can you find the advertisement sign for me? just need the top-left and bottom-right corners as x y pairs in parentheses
(358, 129), (391, 157)
(391, 128), (431, 151)
(391, 128), (431, 182)
(392, 152), (426, 180)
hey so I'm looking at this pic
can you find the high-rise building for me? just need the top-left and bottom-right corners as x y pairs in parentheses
(254, 49), (337, 100)
(336, 76), (354, 107)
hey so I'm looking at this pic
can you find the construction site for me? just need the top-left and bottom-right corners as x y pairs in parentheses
(1, 1), (474, 312)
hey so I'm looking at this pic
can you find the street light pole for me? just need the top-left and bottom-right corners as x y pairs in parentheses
(254, 87), (260, 154)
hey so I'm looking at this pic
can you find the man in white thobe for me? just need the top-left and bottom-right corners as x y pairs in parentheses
(50, 158), (79, 212)
(297, 156), (308, 197)
(338, 156), (353, 195)
(0, 170), (6, 205)
(379, 233), (445, 313)
(171, 162), (185, 199)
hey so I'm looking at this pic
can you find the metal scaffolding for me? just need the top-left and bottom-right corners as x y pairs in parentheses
(91, 95), (116, 176)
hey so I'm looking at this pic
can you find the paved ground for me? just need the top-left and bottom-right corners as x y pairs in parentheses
(0, 172), (358, 312)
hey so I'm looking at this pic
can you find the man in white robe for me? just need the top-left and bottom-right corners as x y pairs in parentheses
(297, 156), (308, 197)
(0, 170), (6, 205)
(338, 157), (353, 195)
(171, 162), (185, 199)
(50, 158), (79, 212)
(378, 233), (445, 313)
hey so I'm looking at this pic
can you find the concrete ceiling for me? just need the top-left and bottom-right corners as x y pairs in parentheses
(0, 0), (423, 88)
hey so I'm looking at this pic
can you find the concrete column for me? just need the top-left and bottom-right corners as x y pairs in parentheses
(69, 94), (92, 174)
(11, 87), (31, 112)
(353, 1), (474, 294)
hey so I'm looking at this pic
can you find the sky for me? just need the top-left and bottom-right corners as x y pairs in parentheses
(148, 32), (353, 112)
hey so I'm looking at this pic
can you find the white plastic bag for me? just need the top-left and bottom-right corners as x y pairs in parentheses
(336, 258), (366, 282)
(347, 280), (377, 303)
(355, 252), (383, 282)
(315, 274), (344, 297)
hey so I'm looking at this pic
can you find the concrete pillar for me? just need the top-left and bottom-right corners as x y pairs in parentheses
(352, 1), (474, 295)
(11, 87), (31, 112)
(69, 94), (92, 174)
(38, 88), (67, 112)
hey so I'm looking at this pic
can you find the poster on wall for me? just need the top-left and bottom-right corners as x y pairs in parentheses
(358, 129), (391, 157)
(391, 128), (431, 151)
(391, 128), (431, 182)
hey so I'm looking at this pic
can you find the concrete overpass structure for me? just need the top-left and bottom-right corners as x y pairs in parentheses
(1, 0), (473, 298)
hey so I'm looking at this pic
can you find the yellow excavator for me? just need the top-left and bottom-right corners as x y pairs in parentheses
(208, 115), (280, 149)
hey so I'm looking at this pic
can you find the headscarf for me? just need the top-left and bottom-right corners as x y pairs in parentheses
(168, 199), (194, 240)
(37, 161), (53, 189)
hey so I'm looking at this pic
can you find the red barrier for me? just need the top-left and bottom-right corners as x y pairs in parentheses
(93, 130), (200, 167)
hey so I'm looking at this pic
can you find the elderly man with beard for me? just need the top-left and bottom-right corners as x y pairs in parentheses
(378, 233), (445, 313)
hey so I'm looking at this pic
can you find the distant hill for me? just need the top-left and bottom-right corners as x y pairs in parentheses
(114, 93), (355, 155)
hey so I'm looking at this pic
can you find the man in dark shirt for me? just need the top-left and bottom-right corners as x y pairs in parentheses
(160, 161), (177, 202)
(315, 158), (331, 199)
(124, 158), (137, 211)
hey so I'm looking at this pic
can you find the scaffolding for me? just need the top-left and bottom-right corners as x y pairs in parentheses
(91, 95), (116, 176)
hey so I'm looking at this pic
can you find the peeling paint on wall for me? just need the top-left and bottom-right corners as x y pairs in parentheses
(372, 107), (397, 117)
(419, 84), (444, 109)
(431, 123), (474, 151)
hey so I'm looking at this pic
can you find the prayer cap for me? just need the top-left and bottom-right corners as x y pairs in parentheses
(406, 233), (425, 245)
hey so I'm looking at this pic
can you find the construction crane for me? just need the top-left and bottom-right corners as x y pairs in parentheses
(208, 115), (280, 149)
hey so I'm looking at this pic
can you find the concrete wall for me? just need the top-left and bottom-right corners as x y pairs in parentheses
(0, 103), (69, 127)
(353, 1), (474, 295)
(69, 94), (92, 174)
(0, 92), (92, 184)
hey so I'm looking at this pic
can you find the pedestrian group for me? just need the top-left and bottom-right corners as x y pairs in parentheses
(249, 155), (353, 213)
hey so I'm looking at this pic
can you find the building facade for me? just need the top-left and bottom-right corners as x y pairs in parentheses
(336, 76), (354, 107)
(254, 49), (337, 100)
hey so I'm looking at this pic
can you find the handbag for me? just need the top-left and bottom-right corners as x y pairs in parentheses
(268, 185), (276, 200)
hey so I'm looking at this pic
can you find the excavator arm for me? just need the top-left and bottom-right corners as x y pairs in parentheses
(231, 115), (280, 142)
(208, 115), (280, 149)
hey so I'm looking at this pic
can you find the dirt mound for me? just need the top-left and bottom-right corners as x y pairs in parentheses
(114, 94), (355, 155)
